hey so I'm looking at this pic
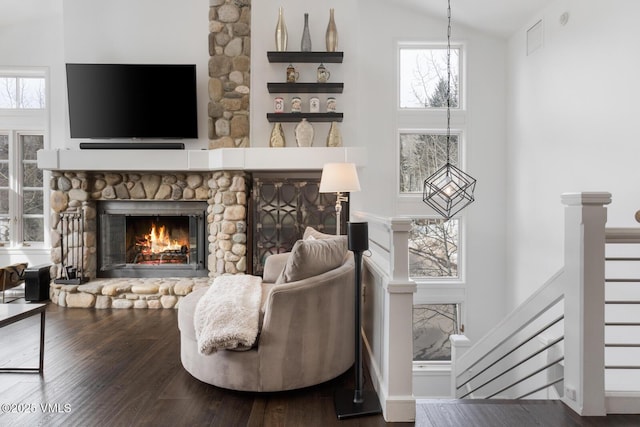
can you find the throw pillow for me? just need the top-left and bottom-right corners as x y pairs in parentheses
(303, 226), (336, 240)
(276, 236), (347, 284)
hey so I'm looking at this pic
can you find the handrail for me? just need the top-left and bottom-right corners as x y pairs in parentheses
(606, 227), (640, 243)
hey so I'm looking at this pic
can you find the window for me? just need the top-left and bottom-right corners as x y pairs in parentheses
(399, 132), (459, 194)
(0, 76), (46, 109)
(398, 44), (467, 373)
(409, 218), (459, 279)
(0, 70), (47, 247)
(413, 303), (461, 361)
(0, 133), (45, 245)
(399, 46), (460, 109)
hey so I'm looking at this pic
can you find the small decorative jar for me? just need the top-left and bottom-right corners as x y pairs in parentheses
(291, 97), (302, 113)
(317, 64), (331, 83)
(326, 97), (337, 112)
(274, 97), (285, 113)
(286, 64), (299, 83)
(309, 97), (320, 113)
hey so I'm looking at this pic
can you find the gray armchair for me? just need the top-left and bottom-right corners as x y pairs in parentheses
(178, 231), (355, 392)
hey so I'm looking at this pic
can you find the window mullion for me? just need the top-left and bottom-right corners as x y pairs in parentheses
(11, 131), (23, 245)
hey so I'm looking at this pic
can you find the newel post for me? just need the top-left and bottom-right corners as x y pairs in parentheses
(450, 334), (471, 398)
(561, 192), (611, 415)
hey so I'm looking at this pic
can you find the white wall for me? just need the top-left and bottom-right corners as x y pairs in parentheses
(506, 0), (640, 308)
(356, 0), (509, 346)
(61, 0), (209, 149)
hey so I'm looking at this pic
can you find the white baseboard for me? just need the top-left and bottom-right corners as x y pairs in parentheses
(606, 391), (640, 414)
(363, 332), (416, 422)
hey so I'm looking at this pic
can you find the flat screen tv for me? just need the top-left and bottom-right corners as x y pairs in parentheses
(66, 63), (198, 139)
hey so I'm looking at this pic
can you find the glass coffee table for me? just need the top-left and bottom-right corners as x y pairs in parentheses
(0, 303), (46, 373)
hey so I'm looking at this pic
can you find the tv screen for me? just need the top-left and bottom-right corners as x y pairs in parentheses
(66, 63), (198, 139)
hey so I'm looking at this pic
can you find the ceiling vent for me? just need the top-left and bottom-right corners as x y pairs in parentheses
(527, 19), (543, 55)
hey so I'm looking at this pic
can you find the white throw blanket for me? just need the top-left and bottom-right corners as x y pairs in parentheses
(194, 275), (263, 355)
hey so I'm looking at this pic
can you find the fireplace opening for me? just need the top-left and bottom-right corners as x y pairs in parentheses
(97, 201), (208, 278)
(127, 217), (190, 265)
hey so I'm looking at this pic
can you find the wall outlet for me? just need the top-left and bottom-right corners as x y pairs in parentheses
(565, 386), (577, 401)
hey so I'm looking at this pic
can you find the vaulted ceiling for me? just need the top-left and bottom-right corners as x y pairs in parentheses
(0, 0), (555, 39)
(389, 0), (556, 38)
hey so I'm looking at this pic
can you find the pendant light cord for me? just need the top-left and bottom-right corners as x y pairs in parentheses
(446, 0), (452, 165)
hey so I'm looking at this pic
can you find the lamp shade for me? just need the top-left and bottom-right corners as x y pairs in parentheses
(319, 163), (361, 193)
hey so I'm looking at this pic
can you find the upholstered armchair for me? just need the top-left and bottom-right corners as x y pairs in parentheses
(178, 228), (355, 392)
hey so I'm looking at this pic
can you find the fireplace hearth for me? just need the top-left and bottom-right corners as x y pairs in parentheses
(97, 200), (208, 278)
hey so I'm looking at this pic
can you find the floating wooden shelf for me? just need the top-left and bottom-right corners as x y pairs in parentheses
(267, 51), (344, 63)
(267, 83), (344, 94)
(266, 113), (343, 123)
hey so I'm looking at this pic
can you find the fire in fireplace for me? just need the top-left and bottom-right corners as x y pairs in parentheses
(128, 217), (190, 265)
(97, 201), (208, 278)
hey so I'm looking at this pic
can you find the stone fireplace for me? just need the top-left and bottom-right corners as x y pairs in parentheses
(47, 169), (249, 308)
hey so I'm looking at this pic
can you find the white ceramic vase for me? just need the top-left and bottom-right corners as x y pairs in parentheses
(295, 118), (314, 147)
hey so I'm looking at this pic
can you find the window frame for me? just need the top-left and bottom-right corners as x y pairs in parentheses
(0, 71), (47, 111)
(397, 127), (464, 198)
(395, 41), (469, 374)
(412, 286), (466, 369)
(0, 68), (48, 249)
(397, 42), (465, 111)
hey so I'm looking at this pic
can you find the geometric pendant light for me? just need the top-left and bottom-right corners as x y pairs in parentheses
(423, 0), (476, 219)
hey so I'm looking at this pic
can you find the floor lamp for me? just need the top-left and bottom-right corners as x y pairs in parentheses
(319, 163), (361, 236)
(334, 221), (382, 419)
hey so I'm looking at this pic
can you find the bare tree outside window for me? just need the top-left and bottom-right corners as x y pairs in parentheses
(400, 47), (459, 109)
(409, 218), (459, 279)
(0, 70), (46, 246)
(400, 133), (459, 193)
(21, 134), (44, 242)
(413, 303), (460, 361)
(0, 135), (9, 243)
(0, 77), (45, 109)
(19, 78), (46, 109)
(0, 78), (17, 108)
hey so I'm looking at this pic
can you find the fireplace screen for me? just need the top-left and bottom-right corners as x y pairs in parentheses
(97, 201), (207, 277)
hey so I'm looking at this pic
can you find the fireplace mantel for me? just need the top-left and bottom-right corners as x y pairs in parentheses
(37, 147), (367, 172)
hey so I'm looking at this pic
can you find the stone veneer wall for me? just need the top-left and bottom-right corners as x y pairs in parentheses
(208, 0), (251, 149)
(48, 170), (248, 309)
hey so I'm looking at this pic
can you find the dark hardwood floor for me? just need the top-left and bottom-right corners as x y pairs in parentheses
(1, 301), (639, 426)
(0, 301), (405, 427)
(416, 399), (640, 427)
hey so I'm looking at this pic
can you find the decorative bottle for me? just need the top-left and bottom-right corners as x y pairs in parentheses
(326, 121), (342, 147)
(325, 8), (338, 52)
(295, 118), (314, 147)
(301, 13), (312, 52)
(275, 7), (288, 52)
(270, 122), (286, 147)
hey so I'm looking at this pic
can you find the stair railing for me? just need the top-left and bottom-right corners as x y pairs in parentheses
(451, 192), (611, 416)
